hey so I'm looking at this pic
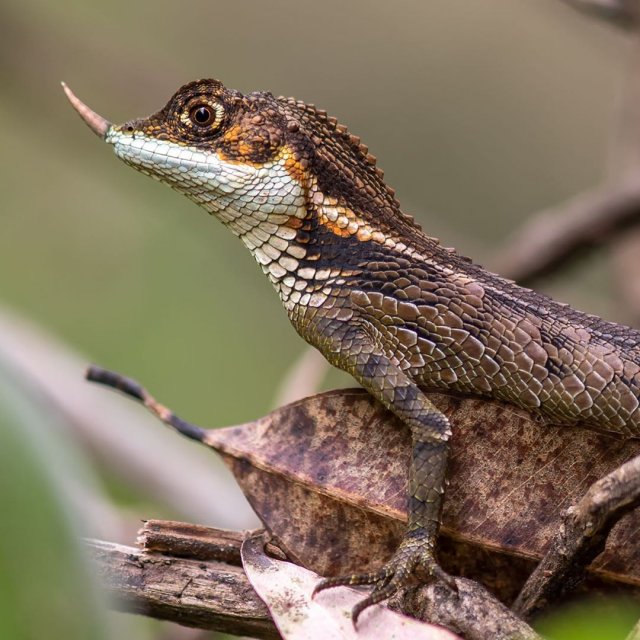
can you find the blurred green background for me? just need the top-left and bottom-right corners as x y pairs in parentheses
(1, 0), (638, 638)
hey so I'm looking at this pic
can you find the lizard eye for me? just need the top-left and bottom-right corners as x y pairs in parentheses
(186, 101), (224, 130)
(190, 105), (214, 126)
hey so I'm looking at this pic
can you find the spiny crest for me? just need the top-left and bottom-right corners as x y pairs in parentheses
(279, 95), (422, 232)
(282, 96), (385, 176)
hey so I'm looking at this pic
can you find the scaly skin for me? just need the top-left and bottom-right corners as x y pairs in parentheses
(64, 79), (640, 621)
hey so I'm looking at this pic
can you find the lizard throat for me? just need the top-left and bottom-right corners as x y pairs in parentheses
(106, 128), (321, 303)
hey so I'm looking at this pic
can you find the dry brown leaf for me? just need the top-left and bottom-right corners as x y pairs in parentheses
(241, 533), (460, 640)
(201, 389), (640, 603)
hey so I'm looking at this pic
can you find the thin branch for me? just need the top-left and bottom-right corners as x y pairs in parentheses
(86, 365), (207, 443)
(138, 519), (243, 565)
(513, 453), (640, 618)
(490, 173), (640, 284)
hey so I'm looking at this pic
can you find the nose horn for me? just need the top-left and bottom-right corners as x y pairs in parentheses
(61, 82), (112, 139)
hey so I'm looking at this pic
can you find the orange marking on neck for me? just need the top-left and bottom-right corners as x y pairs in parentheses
(319, 216), (354, 238)
(315, 203), (386, 244)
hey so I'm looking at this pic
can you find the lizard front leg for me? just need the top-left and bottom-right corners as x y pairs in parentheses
(312, 330), (454, 622)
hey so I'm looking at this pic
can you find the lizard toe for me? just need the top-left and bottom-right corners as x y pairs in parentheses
(312, 568), (390, 598)
(351, 575), (406, 625)
(314, 534), (454, 622)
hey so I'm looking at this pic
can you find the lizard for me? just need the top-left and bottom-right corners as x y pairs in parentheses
(63, 78), (640, 622)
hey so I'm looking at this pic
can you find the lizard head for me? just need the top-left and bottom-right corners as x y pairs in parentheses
(63, 79), (307, 233)
(63, 79), (422, 293)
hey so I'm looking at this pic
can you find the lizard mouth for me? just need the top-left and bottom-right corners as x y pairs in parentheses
(62, 82), (112, 139)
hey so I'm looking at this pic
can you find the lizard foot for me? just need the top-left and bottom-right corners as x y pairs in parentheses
(312, 532), (455, 625)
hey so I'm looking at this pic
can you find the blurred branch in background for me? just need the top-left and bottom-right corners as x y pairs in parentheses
(273, 346), (329, 407)
(489, 0), (640, 327)
(559, 0), (636, 26)
(609, 2), (640, 324)
(491, 173), (640, 284)
(0, 306), (258, 536)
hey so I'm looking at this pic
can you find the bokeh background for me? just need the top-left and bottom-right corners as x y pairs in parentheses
(1, 1), (638, 638)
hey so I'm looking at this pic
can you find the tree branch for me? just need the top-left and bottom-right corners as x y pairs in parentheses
(514, 452), (640, 618)
(88, 526), (280, 639)
(91, 520), (543, 640)
(398, 580), (541, 640)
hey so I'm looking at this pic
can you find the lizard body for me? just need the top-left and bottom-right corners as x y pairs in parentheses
(64, 79), (640, 619)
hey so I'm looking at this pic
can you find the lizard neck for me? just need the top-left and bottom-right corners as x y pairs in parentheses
(251, 208), (446, 320)
(244, 203), (367, 314)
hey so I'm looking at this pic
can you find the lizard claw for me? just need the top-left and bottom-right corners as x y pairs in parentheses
(312, 537), (453, 625)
